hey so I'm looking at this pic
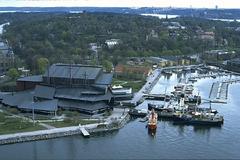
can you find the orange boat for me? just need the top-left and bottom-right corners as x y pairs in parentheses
(148, 109), (158, 130)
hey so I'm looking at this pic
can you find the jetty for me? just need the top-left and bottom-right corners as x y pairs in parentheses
(79, 126), (90, 137)
(209, 82), (228, 103)
(208, 78), (240, 103)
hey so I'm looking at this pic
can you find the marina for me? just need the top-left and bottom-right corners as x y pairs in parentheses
(1, 66), (240, 159)
(1, 8), (240, 159)
(135, 65), (240, 128)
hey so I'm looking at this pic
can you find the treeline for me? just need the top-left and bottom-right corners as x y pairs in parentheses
(0, 12), (240, 73)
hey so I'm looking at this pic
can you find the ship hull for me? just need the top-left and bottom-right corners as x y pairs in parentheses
(148, 124), (157, 130)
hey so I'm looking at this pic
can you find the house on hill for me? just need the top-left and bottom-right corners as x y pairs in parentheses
(114, 64), (152, 79)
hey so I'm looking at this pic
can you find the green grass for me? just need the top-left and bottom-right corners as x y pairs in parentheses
(113, 78), (145, 92)
(0, 112), (45, 135)
(45, 118), (100, 128)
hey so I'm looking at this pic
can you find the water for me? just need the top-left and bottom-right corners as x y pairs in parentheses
(140, 14), (240, 22)
(141, 14), (179, 19)
(210, 18), (240, 22)
(1, 72), (240, 159)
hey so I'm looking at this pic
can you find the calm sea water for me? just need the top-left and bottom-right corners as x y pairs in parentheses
(1, 72), (240, 160)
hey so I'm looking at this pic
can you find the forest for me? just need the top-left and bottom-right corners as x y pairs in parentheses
(1, 12), (240, 73)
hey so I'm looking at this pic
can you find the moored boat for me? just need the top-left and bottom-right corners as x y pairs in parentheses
(129, 109), (148, 117)
(173, 112), (224, 126)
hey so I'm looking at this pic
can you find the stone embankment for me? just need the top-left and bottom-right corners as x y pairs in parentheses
(0, 111), (130, 145)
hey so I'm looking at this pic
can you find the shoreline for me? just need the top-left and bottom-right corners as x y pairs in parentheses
(0, 113), (130, 145)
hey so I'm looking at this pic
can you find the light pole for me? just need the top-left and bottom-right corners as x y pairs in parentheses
(32, 103), (35, 126)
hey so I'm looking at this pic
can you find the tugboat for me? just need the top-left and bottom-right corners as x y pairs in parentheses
(148, 109), (158, 130)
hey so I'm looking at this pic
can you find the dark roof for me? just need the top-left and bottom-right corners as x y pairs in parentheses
(43, 64), (102, 80)
(0, 92), (11, 100)
(2, 90), (34, 107)
(92, 84), (108, 91)
(95, 73), (113, 85)
(55, 87), (112, 102)
(17, 75), (43, 82)
(34, 85), (55, 99)
(58, 100), (110, 112)
(0, 42), (8, 50)
(18, 99), (58, 112)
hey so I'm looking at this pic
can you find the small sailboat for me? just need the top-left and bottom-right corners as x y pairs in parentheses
(148, 109), (158, 130)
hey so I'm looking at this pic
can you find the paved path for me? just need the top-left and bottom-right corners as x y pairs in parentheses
(131, 69), (161, 105)
(39, 123), (56, 129)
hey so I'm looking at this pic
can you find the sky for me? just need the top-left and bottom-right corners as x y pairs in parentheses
(0, 0), (240, 9)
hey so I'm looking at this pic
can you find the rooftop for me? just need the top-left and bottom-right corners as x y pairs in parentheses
(19, 99), (58, 112)
(43, 64), (102, 80)
(34, 85), (55, 100)
(95, 73), (113, 85)
(17, 75), (43, 82)
(55, 87), (112, 102)
(58, 100), (110, 113)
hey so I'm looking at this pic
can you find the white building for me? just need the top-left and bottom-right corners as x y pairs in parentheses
(105, 39), (120, 48)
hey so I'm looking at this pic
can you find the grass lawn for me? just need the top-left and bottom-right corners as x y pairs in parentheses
(0, 112), (45, 135)
(46, 119), (100, 128)
(113, 78), (145, 92)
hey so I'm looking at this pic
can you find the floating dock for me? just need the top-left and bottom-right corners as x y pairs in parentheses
(80, 127), (90, 137)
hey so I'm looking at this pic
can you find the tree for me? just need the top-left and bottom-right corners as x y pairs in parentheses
(7, 68), (19, 80)
(102, 60), (113, 73)
(37, 57), (49, 74)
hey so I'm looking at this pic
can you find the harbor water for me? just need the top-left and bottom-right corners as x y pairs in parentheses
(1, 71), (240, 159)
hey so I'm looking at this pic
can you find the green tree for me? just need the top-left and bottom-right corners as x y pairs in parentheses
(37, 57), (49, 74)
(102, 60), (113, 73)
(7, 68), (19, 80)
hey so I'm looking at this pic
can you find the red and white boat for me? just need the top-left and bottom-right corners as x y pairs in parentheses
(148, 109), (158, 130)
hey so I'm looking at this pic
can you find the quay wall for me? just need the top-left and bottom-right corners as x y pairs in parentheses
(0, 114), (130, 145)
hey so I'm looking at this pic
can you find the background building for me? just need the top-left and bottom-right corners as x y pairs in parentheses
(0, 40), (14, 75)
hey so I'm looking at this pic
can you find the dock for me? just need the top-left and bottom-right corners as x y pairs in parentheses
(209, 82), (228, 103)
(190, 72), (229, 80)
(79, 127), (90, 137)
(144, 94), (170, 101)
(130, 68), (161, 105)
(208, 77), (240, 103)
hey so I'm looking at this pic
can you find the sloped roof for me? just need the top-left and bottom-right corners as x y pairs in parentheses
(18, 99), (58, 112)
(34, 85), (55, 100)
(17, 75), (43, 82)
(0, 92), (11, 100)
(2, 90), (34, 107)
(58, 100), (110, 112)
(55, 87), (112, 102)
(43, 64), (102, 80)
(95, 73), (113, 85)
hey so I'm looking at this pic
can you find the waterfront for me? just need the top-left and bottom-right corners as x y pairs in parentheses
(0, 71), (240, 159)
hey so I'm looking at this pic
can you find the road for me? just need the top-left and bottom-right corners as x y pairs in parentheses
(131, 69), (161, 105)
